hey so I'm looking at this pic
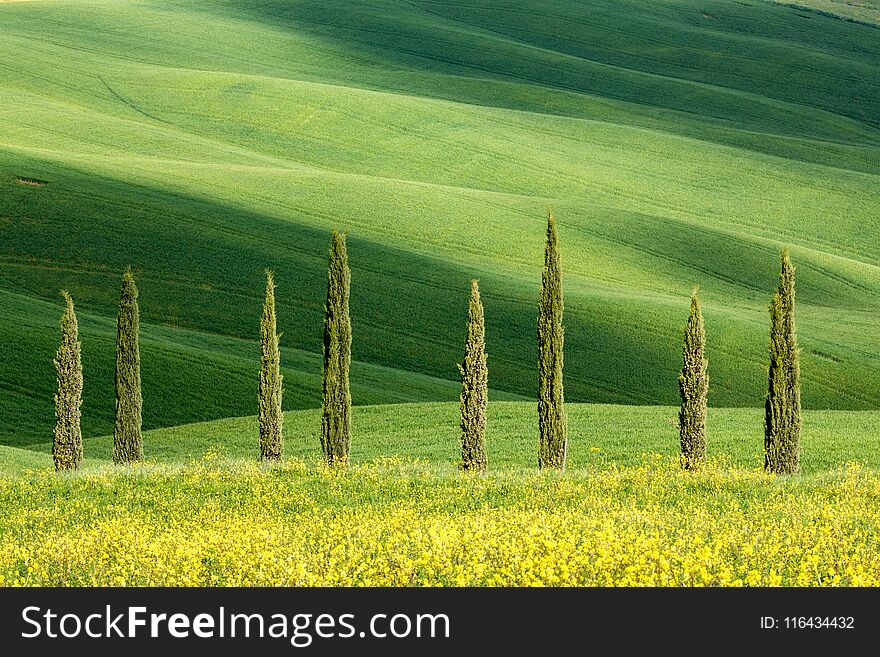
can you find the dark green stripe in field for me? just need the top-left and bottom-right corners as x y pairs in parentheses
(0, 0), (878, 446)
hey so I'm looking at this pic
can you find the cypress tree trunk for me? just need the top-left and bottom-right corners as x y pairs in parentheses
(537, 210), (567, 470)
(259, 269), (284, 461)
(458, 279), (488, 472)
(678, 288), (708, 470)
(321, 229), (352, 467)
(765, 249), (801, 474)
(113, 268), (143, 464)
(53, 291), (83, 471)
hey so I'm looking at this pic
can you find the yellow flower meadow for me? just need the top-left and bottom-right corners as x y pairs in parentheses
(0, 455), (878, 586)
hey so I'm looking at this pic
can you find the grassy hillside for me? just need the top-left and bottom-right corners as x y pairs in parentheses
(1, 0), (878, 446)
(6, 402), (880, 475)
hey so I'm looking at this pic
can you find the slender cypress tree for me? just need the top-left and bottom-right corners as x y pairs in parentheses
(53, 291), (83, 471)
(537, 209), (567, 470)
(113, 268), (143, 464)
(458, 279), (488, 472)
(321, 229), (352, 467)
(259, 269), (284, 461)
(678, 287), (708, 470)
(765, 249), (801, 474)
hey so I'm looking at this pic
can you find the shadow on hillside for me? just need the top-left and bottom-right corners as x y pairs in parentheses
(2, 152), (712, 445)
(207, 0), (880, 158)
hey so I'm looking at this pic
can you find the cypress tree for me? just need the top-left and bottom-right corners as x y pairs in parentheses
(458, 279), (488, 472)
(321, 229), (352, 467)
(259, 269), (284, 462)
(765, 249), (801, 475)
(678, 287), (708, 470)
(113, 268), (143, 464)
(537, 209), (567, 470)
(53, 291), (83, 471)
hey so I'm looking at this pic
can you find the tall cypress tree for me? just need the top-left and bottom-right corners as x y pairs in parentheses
(113, 268), (143, 464)
(537, 210), (567, 470)
(321, 229), (352, 467)
(458, 279), (488, 472)
(53, 291), (83, 471)
(678, 287), (708, 470)
(259, 269), (284, 461)
(765, 249), (801, 474)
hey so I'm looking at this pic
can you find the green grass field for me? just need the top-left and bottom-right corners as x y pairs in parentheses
(3, 402), (880, 476)
(2, 2), (880, 586)
(1, 0), (879, 449)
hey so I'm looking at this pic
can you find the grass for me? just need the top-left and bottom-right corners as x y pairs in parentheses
(2, 0), (878, 589)
(770, 1), (880, 25)
(6, 401), (880, 475)
(1, 0), (879, 447)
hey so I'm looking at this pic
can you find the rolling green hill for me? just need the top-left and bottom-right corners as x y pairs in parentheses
(1, 0), (878, 447)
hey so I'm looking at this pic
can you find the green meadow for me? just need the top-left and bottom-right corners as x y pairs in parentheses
(5, 402), (880, 476)
(1, 0), (878, 463)
(1, 1), (880, 588)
